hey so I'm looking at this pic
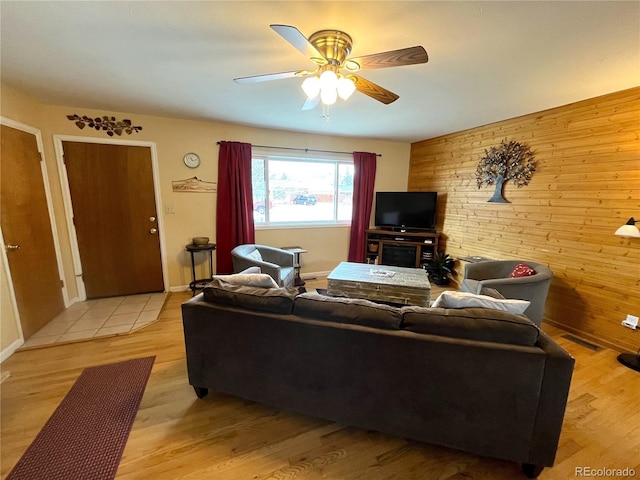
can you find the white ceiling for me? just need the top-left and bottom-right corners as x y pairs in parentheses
(1, 1), (638, 143)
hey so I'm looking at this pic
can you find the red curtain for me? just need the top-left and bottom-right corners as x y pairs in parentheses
(216, 141), (255, 274)
(348, 151), (377, 262)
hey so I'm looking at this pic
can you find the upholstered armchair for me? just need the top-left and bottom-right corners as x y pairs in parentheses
(231, 244), (295, 287)
(460, 260), (553, 326)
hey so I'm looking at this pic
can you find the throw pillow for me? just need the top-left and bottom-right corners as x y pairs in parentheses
(239, 266), (261, 275)
(509, 263), (536, 278)
(432, 290), (530, 315)
(212, 273), (278, 288)
(247, 249), (263, 262)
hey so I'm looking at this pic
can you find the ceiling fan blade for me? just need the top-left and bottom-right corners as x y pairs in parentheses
(234, 70), (311, 84)
(346, 46), (428, 71)
(350, 75), (399, 104)
(270, 24), (326, 61)
(301, 96), (320, 111)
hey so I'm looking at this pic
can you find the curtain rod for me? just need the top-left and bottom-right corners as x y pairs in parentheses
(216, 141), (382, 157)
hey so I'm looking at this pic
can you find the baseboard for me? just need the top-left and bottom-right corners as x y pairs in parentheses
(66, 295), (83, 307)
(302, 271), (330, 280)
(0, 338), (24, 363)
(169, 285), (190, 293)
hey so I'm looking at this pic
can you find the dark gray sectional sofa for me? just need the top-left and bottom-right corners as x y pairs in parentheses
(181, 280), (574, 478)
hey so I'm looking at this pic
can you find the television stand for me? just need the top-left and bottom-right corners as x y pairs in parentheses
(392, 227), (436, 234)
(365, 229), (440, 269)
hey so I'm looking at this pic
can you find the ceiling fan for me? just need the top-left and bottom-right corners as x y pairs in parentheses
(234, 24), (428, 110)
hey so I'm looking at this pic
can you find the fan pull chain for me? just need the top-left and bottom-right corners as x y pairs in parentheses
(322, 104), (330, 122)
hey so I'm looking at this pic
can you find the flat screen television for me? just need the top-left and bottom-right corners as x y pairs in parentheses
(374, 191), (438, 232)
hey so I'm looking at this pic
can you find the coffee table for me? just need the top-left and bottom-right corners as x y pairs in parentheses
(327, 261), (431, 306)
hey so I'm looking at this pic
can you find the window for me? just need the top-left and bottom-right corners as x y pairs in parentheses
(252, 154), (354, 226)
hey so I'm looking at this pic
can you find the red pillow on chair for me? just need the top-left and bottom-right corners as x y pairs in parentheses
(509, 263), (536, 278)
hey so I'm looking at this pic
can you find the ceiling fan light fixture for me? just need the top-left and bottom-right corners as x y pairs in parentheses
(320, 85), (338, 105)
(344, 60), (360, 72)
(239, 24), (429, 112)
(337, 76), (356, 100)
(319, 69), (338, 90)
(301, 76), (320, 98)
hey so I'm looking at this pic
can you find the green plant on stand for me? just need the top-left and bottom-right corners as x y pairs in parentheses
(425, 252), (456, 286)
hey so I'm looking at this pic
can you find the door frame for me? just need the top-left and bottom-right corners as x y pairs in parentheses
(1, 117), (69, 359)
(0, 227), (24, 359)
(53, 135), (168, 300)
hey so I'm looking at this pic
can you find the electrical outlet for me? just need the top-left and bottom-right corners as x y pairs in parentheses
(622, 314), (639, 330)
(164, 204), (175, 214)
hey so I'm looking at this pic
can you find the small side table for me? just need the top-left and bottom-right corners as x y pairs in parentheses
(186, 243), (216, 295)
(281, 246), (307, 286)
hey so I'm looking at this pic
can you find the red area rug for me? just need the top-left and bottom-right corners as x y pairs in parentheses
(7, 356), (155, 480)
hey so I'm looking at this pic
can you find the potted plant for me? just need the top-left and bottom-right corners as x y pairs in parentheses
(424, 251), (456, 285)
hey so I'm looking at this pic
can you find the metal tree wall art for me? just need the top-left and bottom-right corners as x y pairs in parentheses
(67, 114), (143, 136)
(475, 140), (536, 203)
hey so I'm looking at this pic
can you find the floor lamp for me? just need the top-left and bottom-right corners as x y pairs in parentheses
(614, 217), (640, 372)
(617, 350), (640, 372)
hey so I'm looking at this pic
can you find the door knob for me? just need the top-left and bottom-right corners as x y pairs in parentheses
(149, 216), (156, 222)
(149, 228), (158, 234)
(5, 244), (21, 251)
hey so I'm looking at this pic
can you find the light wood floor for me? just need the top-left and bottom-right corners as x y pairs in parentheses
(1, 279), (639, 479)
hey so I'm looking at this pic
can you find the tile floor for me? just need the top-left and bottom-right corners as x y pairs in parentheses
(20, 292), (168, 349)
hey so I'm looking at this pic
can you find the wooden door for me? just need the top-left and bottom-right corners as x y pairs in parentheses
(1, 125), (65, 339)
(62, 142), (164, 298)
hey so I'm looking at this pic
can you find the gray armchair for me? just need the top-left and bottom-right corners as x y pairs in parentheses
(460, 260), (553, 327)
(231, 244), (295, 287)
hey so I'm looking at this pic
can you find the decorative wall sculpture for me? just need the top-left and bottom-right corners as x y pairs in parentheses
(172, 177), (217, 193)
(67, 114), (143, 136)
(475, 139), (536, 203)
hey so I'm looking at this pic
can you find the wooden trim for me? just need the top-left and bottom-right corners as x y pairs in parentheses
(543, 318), (625, 353)
(53, 135), (168, 300)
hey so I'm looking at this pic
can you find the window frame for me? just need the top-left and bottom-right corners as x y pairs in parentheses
(252, 150), (354, 228)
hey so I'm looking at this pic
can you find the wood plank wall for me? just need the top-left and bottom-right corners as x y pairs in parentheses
(408, 87), (640, 352)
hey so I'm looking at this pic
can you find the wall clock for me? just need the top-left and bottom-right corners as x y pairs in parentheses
(183, 152), (201, 168)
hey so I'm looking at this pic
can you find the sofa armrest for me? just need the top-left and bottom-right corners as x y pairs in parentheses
(232, 255), (262, 273)
(464, 261), (516, 280)
(527, 332), (575, 466)
(475, 274), (550, 289)
(257, 246), (295, 268)
(255, 261), (282, 285)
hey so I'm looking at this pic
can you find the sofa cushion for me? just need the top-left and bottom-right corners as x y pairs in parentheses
(480, 287), (505, 299)
(203, 278), (298, 314)
(246, 249), (263, 262)
(280, 266), (295, 288)
(432, 291), (530, 315)
(460, 278), (480, 294)
(212, 272), (278, 288)
(294, 292), (402, 330)
(402, 306), (540, 346)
